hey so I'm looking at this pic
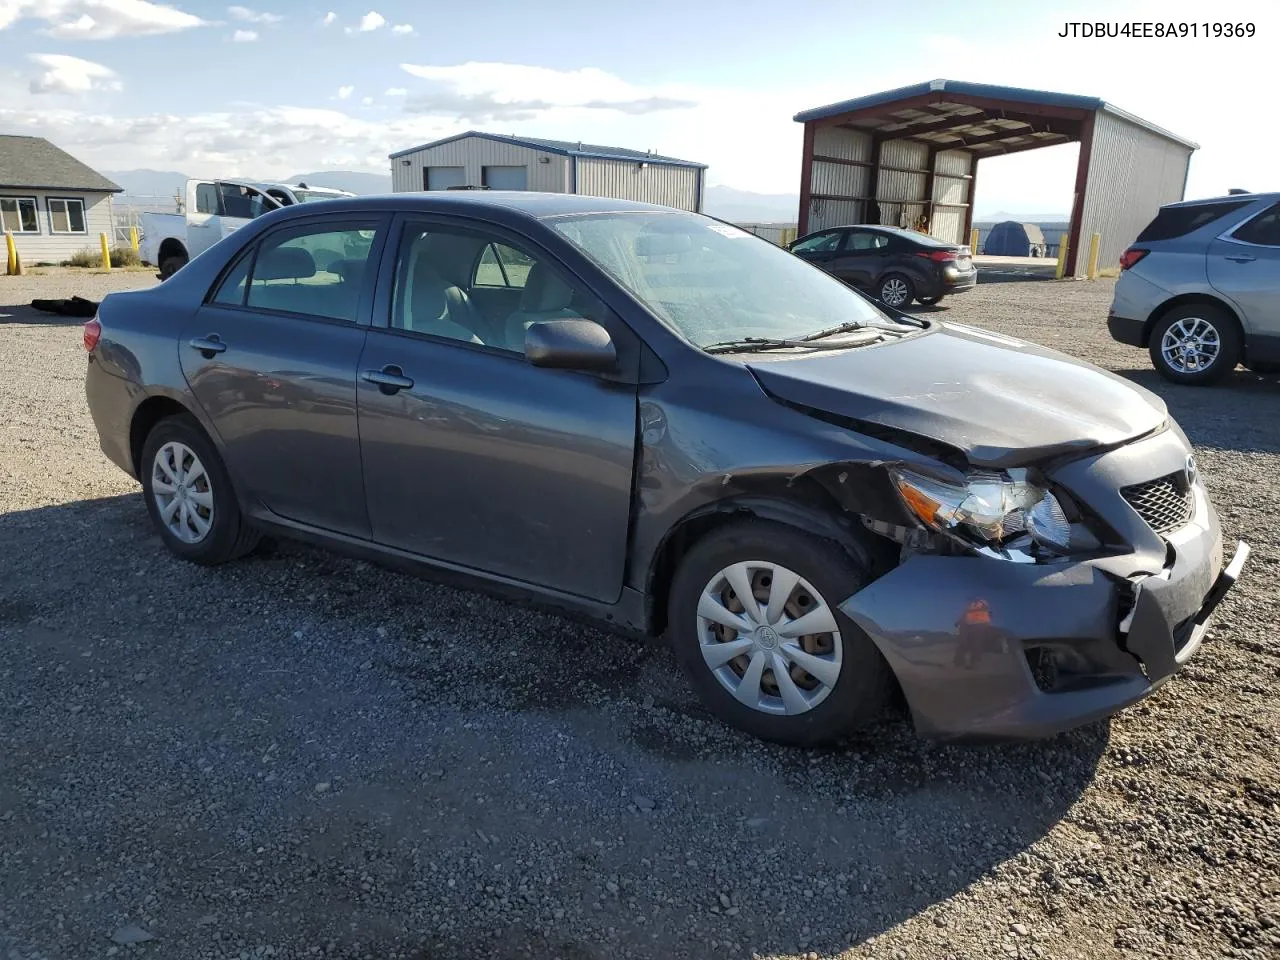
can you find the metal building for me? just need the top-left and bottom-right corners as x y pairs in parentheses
(793, 80), (1198, 277)
(388, 132), (707, 212)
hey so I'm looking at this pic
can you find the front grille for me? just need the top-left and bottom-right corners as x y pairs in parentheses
(1121, 472), (1194, 534)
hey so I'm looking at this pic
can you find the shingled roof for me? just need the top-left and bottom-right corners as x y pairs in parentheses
(0, 135), (122, 192)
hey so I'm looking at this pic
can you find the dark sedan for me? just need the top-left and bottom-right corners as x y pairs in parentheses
(789, 224), (977, 307)
(83, 192), (1248, 745)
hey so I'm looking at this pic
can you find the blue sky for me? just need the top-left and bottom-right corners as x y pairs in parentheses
(0, 0), (1275, 214)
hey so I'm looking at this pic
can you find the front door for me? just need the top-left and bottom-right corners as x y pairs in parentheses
(830, 229), (890, 289)
(1207, 200), (1280, 342)
(180, 215), (386, 537)
(356, 217), (639, 602)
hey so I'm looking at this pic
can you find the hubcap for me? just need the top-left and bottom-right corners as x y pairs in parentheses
(151, 441), (214, 544)
(1160, 317), (1220, 374)
(696, 561), (843, 716)
(881, 278), (909, 306)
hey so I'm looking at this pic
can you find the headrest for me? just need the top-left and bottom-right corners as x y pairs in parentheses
(519, 262), (574, 313)
(328, 258), (364, 284)
(409, 255), (448, 321)
(256, 246), (316, 281)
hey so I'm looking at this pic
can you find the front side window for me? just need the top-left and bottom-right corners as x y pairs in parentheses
(1230, 203), (1280, 247)
(790, 231), (841, 254)
(1, 197), (39, 233)
(244, 222), (378, 322)
(392, 226), (585, 353)
(48, 198), (86, 234)
(218, 184), (273, 220)
(551, 212), (895, 349)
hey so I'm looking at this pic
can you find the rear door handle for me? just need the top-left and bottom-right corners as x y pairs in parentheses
(361, 365), (414, 394)
(188, 335), (226, 357)
(1225, 255), (1256, 263)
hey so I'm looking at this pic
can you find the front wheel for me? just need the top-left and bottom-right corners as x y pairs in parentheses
(877, 273), (914, 309)
(140, 415), (260, 564)
(668, 520), (896, 746)
(1149, 305), (1240, 385)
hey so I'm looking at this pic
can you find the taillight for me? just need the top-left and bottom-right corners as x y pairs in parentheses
(1119, 247), (1149, 270)
(917, 250), (957, 262)
(83, 318), (101, 352)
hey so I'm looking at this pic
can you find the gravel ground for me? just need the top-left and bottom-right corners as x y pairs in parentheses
(1, 270), (1278, 960)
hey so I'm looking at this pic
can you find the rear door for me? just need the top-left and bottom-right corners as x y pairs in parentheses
(185, 181), (222, 257)
(180, 214), (387, 537)
(833, 229), (891, 288)
(1207, 201), (1280, 341)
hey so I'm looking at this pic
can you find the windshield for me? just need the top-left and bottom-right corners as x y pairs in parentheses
(548, 211), (898, 348)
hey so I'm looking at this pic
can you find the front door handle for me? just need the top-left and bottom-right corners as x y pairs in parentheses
(189, 335), (226, 358)
(1225, 254), (1256, 263)
(362, 365), (414, 394)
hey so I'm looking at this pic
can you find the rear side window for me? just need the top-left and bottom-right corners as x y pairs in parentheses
(243, 221), (379, 322)
(1135, 200), (1254, 242)
(1229, 203), (1280, 247)
(211, 250), (253, 306)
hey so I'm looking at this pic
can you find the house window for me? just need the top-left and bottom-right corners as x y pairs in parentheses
(48, 198), (87, 234)
(1, 197), (39, 234)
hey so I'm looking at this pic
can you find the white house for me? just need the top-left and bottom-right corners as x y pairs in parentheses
(0, 135), (122, 264)
(389, 132), (707, 212)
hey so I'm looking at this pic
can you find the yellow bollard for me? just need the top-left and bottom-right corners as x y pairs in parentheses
(100, 232), (112, 271)
(1055, 235), (1070, 280)
(1087, 232), (1101, 280)
(970, 227), (979, 252)
(129, 226), (140, 254)
(4, 231), (15, 275)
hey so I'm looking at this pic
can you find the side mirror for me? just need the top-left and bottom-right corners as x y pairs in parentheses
(525, 319), (617, 372)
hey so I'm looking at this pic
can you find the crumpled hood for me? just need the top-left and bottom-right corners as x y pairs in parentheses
(747, 322), (1168, 467)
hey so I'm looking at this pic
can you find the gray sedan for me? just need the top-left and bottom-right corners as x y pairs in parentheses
(84, 192), (1248, 745)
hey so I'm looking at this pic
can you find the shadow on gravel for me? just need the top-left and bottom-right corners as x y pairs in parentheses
(1115, 366), (1280, 454)
(0, 302), (85, 326)
(2, 491), (1116, 960)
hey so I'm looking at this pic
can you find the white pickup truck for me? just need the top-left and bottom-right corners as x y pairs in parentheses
(140, 178), (355, 278)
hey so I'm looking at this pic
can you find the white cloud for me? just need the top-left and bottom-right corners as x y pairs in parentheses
(391, 23), (412, 34)
(336, 85), (354, 100)
(344, 9), (384, 33)
(1, 0), (206, 39)
(27, 53), (121, 94)
(384, 87), (407, 97)
(231, 28), (256, 41)
(227, 5), (281, 24)
(321, 11), (336, 25)
(361, 96), (373, 105)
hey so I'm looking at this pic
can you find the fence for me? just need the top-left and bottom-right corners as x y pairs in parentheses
(112, 193), (182, 247)
(734, 222), (798, 247)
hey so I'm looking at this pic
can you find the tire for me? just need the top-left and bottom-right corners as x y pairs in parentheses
(1148, 304), (1241, 386)
(159, 255), (188, 280)
(667, 519), (896, 746)
(916, 295), (943, 306)
(140, 414), (260, 565)
(877, 273), (915, 309)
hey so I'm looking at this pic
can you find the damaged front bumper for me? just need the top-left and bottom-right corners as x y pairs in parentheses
(839, 425), (1251, 740)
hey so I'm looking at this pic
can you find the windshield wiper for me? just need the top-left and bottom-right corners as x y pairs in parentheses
(702, 336), (834, 354)
(794, 320), (868, 342)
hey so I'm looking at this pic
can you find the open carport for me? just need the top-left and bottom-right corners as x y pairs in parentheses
(793, 79), (1198, 277)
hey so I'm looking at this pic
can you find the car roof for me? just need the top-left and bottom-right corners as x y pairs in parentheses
(1163, 192), (1280, 208)
(254, 190), (690, 220)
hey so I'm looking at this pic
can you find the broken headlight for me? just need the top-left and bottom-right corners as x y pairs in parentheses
(890, 467), (1078, 557)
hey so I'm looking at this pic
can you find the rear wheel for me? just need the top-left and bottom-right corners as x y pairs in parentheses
(1149, 304), (1240, 385)
(668, 520), (896, 746)
(140, 415), (260, 564)
(159, 254), (188, 280)
(877, 273), (914, 308)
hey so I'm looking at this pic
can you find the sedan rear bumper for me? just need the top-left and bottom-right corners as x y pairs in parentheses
(839, 526), (1247, 741)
